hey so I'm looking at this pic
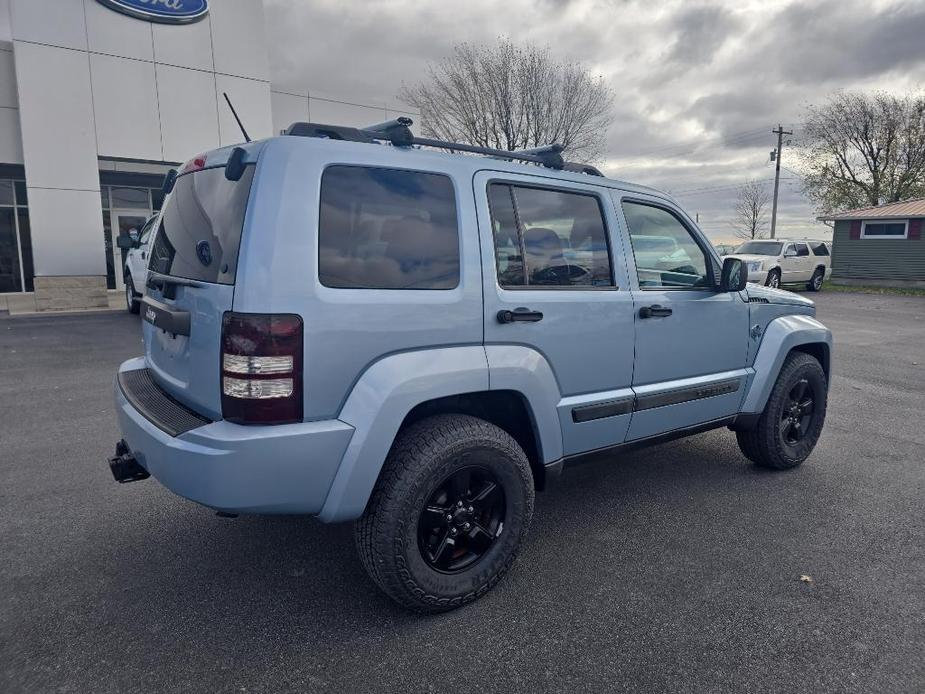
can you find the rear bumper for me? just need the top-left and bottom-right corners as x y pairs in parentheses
(114, 358), (354, 514)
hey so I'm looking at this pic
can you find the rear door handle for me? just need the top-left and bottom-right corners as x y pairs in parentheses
(639, 304), (672, 319)
(497, 307), (544, 324)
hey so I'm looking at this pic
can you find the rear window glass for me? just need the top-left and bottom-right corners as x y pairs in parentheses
(148, 166), (254, 284)
(810, 242), (829, 256)
(318, 166), (459, 289)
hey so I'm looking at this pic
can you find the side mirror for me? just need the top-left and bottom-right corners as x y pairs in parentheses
(116, 235), (134, 250)
(720, 257), (748, 292)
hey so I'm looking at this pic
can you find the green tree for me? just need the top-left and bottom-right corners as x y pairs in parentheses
(798, 91), (925, 215)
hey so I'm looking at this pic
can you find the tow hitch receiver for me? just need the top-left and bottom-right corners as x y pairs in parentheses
(109, 440), (150, 483)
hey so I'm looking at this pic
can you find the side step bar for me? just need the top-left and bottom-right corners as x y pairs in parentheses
(108, 440), (150, 483)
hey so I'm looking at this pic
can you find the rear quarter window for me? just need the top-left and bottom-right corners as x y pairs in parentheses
(318, 166), (459, 289)
(148, 166), (255, 284)
(810, 242), (830, 256)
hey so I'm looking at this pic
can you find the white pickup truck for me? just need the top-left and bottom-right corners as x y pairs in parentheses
(723, 239), (831, 291)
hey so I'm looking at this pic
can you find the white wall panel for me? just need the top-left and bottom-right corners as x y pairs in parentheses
(271, 91), (307, 135)
(84, 0), (153, 62)
(0, 105), (22, 163)
(0, 47), (17, 107)
(309, 98), (387, 128)
(153, 13), (213, 72)
(10, 0), (87, 51)
(215, 74), (271, 147)
(90, 53), (160, 160)
(0, 0), (11, 42)
(14, 41), (98, 190)
(156, 63), (219, 163)
(28, 187), (105, 275)
(209, 0), (269, 81)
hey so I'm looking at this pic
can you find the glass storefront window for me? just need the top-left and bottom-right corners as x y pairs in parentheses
(102, 210), (115, 290)
(17, 209), (33, 292)
(0, 181), (14, 207)
(0, 207), (21, 292)
(151, 187), (165, 210)
(0, 180), (30, 293)
(14, 181), (27, 207)
(110, 187), (149, 209)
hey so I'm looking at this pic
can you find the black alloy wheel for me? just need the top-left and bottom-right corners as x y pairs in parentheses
(780, 378), (815, 445)
(417, 466), (506, 573)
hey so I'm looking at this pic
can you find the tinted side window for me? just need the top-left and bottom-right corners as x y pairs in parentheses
(622, 202), (710, 288)
(794, 243), (809, 256)
(810, 242), (830, 256)
(487, 183), (613, 288)
(149, 166), (254, 284)
(319, 166), (459, 289)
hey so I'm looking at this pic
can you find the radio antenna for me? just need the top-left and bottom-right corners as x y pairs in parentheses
(223, 92), (251, 143)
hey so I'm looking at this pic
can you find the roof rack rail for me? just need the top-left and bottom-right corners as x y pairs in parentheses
(283, 117), (605, 174)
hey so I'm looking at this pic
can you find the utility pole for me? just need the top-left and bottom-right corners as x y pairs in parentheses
(769, 124), (792, 239)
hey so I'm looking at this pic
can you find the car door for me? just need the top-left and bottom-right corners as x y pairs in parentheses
(779, 242), (801, 282)
(615, 194), (750, 441)
(792, 242), (811, 280)
(475, 171), (637, 456)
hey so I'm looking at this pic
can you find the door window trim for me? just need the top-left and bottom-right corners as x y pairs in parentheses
(485, 178), (619, 291)
(620, 197), (719, 291)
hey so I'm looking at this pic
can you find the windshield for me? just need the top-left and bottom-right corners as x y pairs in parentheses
(735, 241), (782, 256)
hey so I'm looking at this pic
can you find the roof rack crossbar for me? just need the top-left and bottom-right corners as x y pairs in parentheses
(409, 136), (565, 169)
(284, 117), (603, 172)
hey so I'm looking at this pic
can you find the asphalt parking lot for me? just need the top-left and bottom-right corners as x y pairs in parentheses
(1, 292), (923, 693)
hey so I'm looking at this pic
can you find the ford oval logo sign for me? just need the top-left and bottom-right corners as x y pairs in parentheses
(96, 0), (209, 25)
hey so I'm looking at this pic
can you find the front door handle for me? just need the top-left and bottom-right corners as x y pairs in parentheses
(141, 251), (146, 260)
(639, 304), (672, 319)
(497, 307), (544, 324)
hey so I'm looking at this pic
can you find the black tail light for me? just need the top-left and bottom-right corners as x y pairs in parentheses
(221, 312), (303, 425)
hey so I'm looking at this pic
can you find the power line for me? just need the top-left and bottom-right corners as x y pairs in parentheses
(617, 131), (771, 164)
(670, 177), (787, 196)
(618, 123), (800, 161)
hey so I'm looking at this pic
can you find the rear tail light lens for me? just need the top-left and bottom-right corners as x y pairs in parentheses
(221, 312), (303, 424)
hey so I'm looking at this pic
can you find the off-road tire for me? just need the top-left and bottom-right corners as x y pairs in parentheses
(355, 414), (534, 613)
(807, 268), (824, 292)
(766, 269), (781, 289)
(736, 352), (827, 469)
(125, 275), (140, 314)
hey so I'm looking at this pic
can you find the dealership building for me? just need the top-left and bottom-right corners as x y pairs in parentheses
(0, 0), (417, 312)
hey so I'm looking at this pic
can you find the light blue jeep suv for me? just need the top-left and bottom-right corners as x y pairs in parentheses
(109, 119), (832, 612)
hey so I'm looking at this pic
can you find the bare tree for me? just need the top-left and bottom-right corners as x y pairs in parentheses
(400, 39), (614, 162)
(797, 91), (925, 215)
(734, 180), (771, 239)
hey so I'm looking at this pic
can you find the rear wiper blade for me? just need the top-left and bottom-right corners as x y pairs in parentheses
(146, 271), (205, 290)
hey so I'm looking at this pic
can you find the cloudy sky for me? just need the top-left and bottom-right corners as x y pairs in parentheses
(264, 0), (925, 242)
